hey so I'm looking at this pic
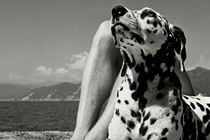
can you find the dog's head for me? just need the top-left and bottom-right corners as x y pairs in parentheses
(111, 5), (186, 71)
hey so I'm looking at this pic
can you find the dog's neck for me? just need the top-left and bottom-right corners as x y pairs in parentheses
(120, 39), (182, 109)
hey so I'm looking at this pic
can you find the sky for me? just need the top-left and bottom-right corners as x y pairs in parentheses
(0, 0), (210, 85)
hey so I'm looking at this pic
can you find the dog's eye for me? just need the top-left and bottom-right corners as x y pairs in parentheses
(147, 12), (153, 16)
(141, 9), (156, 19)
(147, 11), (155, 17)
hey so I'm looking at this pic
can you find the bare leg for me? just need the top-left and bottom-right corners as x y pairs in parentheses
(71, 20), (122, 140)
(84, 72), (122, 140)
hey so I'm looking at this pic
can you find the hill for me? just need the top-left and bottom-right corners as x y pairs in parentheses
(19, 67), (210, 100)
(21, 82), (80, 101)
(0, 67), (210, 101)
(188, 67), (210, 96)
(0, 84), (31, 100)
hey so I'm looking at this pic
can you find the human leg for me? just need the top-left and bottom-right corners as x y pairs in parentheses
(84, 71), (122, 140)
(71, 20), (122, 140)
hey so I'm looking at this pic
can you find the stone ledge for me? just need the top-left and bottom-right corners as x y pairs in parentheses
(0, 131), (73, 140)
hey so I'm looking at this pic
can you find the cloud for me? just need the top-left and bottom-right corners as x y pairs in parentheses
(34, 66), (69, 77)
(35, 66), (53, 76)
(31, 51), (89, 84)
(6, 72), (44, 85)
(8, 73), (24, 81)
(4, 51), (89, 85)
(55, 68), (69, 75)
(67, 52), (88, 71)
(187, 54), (210, 70)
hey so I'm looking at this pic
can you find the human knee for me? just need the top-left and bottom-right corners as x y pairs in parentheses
(92, 20), (115, 53)
(95, 20), (112, 39)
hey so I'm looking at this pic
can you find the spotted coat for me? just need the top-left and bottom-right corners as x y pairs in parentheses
(107, 5), (210, 140)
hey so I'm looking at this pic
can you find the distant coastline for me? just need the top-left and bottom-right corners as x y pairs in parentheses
(0, 67), (210, 102)
(0, 99), (80, 101)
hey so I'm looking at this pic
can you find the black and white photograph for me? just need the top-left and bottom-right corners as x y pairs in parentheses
(0, 0), (210, 139)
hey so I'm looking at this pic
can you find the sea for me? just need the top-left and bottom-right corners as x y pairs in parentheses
(0, 101), (79, 131)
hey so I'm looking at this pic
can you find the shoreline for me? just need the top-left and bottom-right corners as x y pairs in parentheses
(0, 131), (73, 140)
(0, 100), (79, 102)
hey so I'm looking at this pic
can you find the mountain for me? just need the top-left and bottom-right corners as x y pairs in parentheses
(188, 67), (210, 96)
(0, 67), (209, 101)
(18, 67), (210, 101)
(0, 84), (32, 100)
(21, 82), (81, 101)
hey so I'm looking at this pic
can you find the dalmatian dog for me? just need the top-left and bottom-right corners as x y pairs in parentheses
(108, 5), (210, 140)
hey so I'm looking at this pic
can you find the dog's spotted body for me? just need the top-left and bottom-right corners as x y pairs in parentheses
(107, 5), (210, 140)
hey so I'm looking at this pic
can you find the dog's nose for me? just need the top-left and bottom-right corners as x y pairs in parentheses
(112, 5), (128, 18)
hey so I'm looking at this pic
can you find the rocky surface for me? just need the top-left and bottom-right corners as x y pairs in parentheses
(0, 131), (73, 140)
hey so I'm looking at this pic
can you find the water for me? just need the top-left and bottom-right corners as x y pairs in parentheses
(0, 101), (79, 131)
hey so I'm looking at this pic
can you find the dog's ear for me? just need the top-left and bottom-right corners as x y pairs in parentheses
(169, 25), (186, 72)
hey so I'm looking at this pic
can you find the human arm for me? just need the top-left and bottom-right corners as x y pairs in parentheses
(174, 61), (195, 96)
